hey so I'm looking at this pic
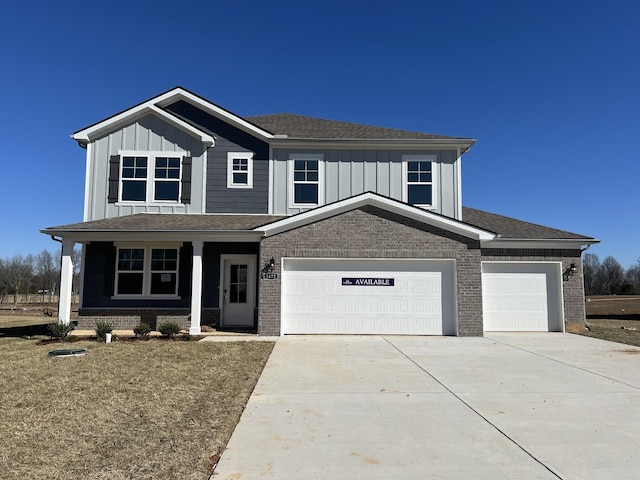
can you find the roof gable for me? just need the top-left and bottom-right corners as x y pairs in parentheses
(257, 192), (495, 240)
(72, 87), (272, 146)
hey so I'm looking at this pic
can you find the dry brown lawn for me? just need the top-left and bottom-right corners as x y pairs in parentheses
(0, 338), (274, 479)
(570, 318), (640, 347)
(585, 295), (640, 317)
(569, 296), (640, 347)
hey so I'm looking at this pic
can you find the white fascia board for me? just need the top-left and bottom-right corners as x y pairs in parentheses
(269, 138), (476, 152)
(481, 238), (601, 249)
(154, 88), (274, 140)
(72, 101), (214, 146)
(256, 193), (495, 240)
(40, 230), (263, 244)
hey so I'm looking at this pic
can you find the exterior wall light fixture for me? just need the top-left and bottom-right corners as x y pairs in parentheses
(262, 257), (276, 273)
(563, 262), (577, 281)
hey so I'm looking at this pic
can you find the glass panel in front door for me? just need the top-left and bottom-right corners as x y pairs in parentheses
(229, 264), (248, 303)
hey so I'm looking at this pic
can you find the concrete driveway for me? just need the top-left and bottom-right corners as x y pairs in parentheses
(213, 334), (640, 479)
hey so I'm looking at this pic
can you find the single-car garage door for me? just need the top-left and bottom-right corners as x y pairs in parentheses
(482, 262), (563, 332)
(282, 259), (456, 335)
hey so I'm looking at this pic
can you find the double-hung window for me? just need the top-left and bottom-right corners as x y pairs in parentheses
(289, 154), (324, 206)
(402, 155), (436, 208)
(119, 151), (185, 203)
(227, 152), (253, 188)
(115, 246), (179, 297)
(154, 157), (181, 200)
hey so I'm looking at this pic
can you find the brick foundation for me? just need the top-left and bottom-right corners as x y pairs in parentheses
(79, 309), (191, 331)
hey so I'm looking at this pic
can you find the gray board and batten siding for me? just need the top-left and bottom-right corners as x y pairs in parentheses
(87, 113), (207, 220)
(271, 148), (461, 216)
(164, 101), (270, 214)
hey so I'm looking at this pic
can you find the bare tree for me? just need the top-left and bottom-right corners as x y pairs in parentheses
(4, 255), (30, 305)
(72, 247), (82, 303)
(36, 249), (59, 302)
(596, 256), (624, 295)
(0, 258), (7, 303)
(22, 254), (35, 302)
(624, 258), (640, 295)
(583, 253), (601, 296)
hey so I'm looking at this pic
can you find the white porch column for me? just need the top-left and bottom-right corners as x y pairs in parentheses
(58, 239), (75, 325)
(189, 240), (203, 335)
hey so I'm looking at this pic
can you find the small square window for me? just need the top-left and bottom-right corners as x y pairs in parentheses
(227, 153), (253, 188)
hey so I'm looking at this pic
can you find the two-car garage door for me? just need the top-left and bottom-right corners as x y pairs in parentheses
(282, 259), (456, 335)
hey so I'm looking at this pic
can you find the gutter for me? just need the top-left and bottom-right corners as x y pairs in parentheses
(481, 237), (601, 250)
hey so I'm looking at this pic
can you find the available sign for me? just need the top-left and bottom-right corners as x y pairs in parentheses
(342, 277), (395, 286)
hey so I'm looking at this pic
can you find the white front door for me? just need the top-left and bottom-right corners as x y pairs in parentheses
(220, 255), (256, 327)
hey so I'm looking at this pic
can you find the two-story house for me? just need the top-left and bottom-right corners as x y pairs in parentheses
(41, 87), (598, 336)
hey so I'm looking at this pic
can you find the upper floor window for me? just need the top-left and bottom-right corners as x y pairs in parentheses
(108, 151), (191, 204)
(288, 154), (324, 207)
(115, 245), (179, 297)
(402, 155), (436, 208)
(227, 152), (253, 189)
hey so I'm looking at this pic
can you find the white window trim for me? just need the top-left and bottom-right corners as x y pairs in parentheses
(113, 243), (181, 299)
(118, 150), (187, 205)
(226, 152), (254, 189)
(402, 154), (437, 210)
(288, 153), (324, 208)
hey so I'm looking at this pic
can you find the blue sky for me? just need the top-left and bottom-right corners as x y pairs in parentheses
(1, 0), (638, 268)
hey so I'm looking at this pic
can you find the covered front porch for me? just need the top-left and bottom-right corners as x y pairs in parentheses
(40, 213), (285, 335)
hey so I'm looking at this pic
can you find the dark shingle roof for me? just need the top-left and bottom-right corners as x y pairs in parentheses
(462, 207), (594, 240)
(43, 208), (595, 242)
(43, 214), (287, 232)
(246, 113), (468, 140)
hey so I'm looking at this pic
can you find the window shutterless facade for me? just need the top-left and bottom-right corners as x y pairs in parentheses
(227, 152), (254, 188)
(114, 245), (179, 298)
(402, 155), (437, 208)
(288, 154), (324, 207)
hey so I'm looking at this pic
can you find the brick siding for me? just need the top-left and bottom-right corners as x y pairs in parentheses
(78, 309), (191, 331)
(258, 206), (586, 336)
(258, 206), (482, 336)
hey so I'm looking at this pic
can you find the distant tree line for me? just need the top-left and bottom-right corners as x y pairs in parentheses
(0, 249), (82, 304)
(583, 253), (640, 296)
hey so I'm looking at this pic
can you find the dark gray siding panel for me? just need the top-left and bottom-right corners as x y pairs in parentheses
(202, 242), (260, 308)
(82, 242), (191, 309)
(164, 101), (269, 214)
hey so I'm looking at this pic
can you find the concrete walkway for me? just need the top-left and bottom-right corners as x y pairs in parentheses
(213, 333), (640, 479)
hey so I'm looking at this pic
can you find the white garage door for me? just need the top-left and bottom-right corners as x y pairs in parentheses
(482, 263), (563, 332)
(282, 259), (456, 335)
